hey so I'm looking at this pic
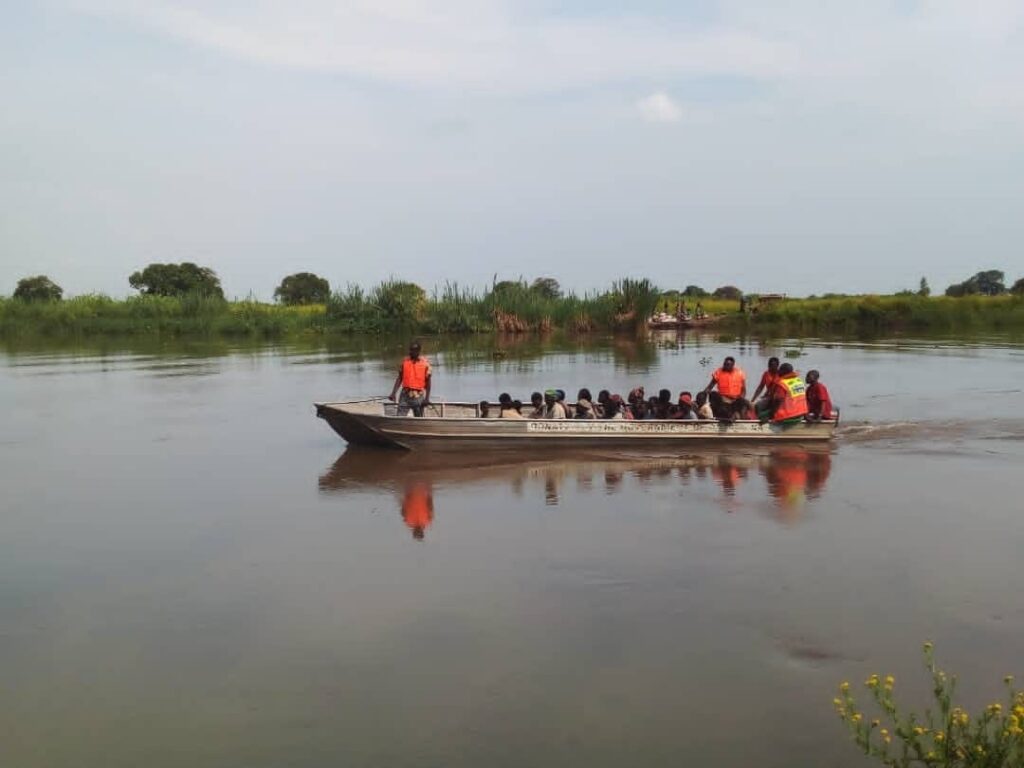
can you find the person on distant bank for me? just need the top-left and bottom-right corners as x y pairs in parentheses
(389, 340), (431, 417)
(704, 356), (747, 406)
(805, 370), (834, 421)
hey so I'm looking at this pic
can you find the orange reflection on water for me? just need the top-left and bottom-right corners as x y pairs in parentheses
(319, 446), (835, 537)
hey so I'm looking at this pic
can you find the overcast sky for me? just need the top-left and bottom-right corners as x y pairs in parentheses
(3, 1), (1024, 299)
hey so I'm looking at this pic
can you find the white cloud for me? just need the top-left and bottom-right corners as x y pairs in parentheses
(636, 92), (682, 123)
(72, 1), (797, 93)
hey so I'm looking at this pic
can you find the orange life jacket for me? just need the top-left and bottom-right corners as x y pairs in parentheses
(401, 356), (430, 390)
(772, 373), (809, 422)
(714, 367), (746, 398)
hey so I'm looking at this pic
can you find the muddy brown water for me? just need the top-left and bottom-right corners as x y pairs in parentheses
(2, 333), (1023, 767)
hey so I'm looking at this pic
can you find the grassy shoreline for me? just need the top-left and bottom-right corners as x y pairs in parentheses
(2, 291), (1022, 339)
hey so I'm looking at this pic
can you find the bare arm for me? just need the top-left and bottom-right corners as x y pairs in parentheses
(704, 375), (717, 394)
(424, 372), (432, 404)
(751, 380), (765, 401)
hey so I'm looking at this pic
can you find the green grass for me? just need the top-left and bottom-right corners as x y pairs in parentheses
(2, 288), (1023, 339)
(722, 294), (1024, 335)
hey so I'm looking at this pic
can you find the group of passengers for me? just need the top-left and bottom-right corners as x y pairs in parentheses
(483, 356), (834, 424)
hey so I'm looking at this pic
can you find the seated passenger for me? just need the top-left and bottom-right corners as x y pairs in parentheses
(527, 391), (545, 418)
(575, 397), (597, 419)
(730, 397), (757, 421)
(765, 363), (809, 424)
(628, 387), (646, 420)
(655, 389), (673, 419)
(479, 400), (491, 418)
(695, 391), (715, 420)
(512, 399), (524, 416)
(499, 393), (524, 419)
(544, 389), (567, 419)
(805, 370), (833, 420)
(644, 395), (660, 419)
(596, 390), (611, 418)
(751, 357), (781, 403)
(674, 392), (697, 420)
(604, 396), (625, 420)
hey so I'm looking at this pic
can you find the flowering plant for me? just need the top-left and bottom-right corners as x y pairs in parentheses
(835, 644), (1024, 767)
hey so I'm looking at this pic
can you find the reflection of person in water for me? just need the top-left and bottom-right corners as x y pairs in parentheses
(401, 481), (434, 541)
(763, 449), (833, 522)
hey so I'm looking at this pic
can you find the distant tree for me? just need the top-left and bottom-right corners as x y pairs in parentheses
(274, 272), (330, 305)
(682, 285), (709, 298)
(1012, 278), (1024, 295)
(529, 277), (562, 300)
(373, 280), (426, 321)
(945, 269), (1006, 297)
(712, 285), (742, 300)
(13, 275), (63, 301)
(129, 262), (224, 298)
(491, 279), (526, 296)
(918, 277), (930, 297)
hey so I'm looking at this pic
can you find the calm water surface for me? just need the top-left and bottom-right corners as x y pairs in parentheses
(2, 333), (1023, 767)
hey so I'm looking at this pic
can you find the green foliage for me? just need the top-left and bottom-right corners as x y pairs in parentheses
(128, 262), (224, 298)
(275, 272), (329, 305)
(945, 270), (1006, 297)
(682, 285), (709, 298)
(835, 643), (1024, 767)
(372, 280), (426, 323)
(1012, 278), (1024, 296)
(919, 277), (931, 297)
(13, 275), (63, 302)
(713, 285), (743, 300)
(530, 277), (562, 300)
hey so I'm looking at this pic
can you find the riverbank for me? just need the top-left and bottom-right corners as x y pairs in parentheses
(1, 291), (1022, 338)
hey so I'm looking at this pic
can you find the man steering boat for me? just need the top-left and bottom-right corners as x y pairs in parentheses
(389, 340), (432, 417)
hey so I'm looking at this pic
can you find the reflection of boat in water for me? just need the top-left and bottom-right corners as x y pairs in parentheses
(319, 446), (834, 531)
(315, 399), (837, 450)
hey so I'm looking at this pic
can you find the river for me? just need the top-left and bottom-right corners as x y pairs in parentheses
(2, 332), (1022, 767)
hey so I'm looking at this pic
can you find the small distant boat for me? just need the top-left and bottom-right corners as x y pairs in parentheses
(315, 398), (838, 451)
(647, 315), (721, 330)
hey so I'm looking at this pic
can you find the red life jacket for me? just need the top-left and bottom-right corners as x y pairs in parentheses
(401, 357), (430, 390)
(772, 373), (809, 422)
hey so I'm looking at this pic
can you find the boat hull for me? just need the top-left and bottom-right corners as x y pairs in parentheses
(315, 400), (837, 451)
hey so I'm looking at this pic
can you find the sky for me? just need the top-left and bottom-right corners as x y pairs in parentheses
(2, 0), (1024, 299)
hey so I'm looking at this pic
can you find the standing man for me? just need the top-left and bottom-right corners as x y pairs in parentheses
(704, 356), (747, 406)
(764, 363), (808, 424)
(389, 340), (432, 417)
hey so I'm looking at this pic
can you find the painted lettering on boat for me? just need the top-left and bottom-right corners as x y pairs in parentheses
(526, 421), (766, 434)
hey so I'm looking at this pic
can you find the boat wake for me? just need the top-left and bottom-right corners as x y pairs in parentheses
(839, 418), (1024, 445)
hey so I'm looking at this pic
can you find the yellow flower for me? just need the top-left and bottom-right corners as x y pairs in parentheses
(1006, 675), (1015, 685)
(833, 698), (843, 707)
(872, 719), (880, 728)
(884, 675), (895, 689)
(923, 641), (933, 651)
(866, 674), (880, 688)
(840, 681), (850, 693)
(975, 745), (985, 755)
(934, 731), (945, 742)
(926, 752), (936, 760)
(852, 713), (863, 723)
(913, 727), (926, 736)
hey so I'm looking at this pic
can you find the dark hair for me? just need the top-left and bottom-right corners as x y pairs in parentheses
(479, 400), (490, 416)
(725, 356), (735, 364)
(695, 391), (708, 406)
(512, 399), (523, 412)
(498, 392), (512, 405)
(604, 399), (620, 417)
(658, 388), (671, 403)
(768, 356), (780, 366)
(779, 362), (794, 375)
(531, 391), (543, 404)
(578, 388), (592, 401)
(556, 389), (566, 401)
(598, 389), (610, 403)
(807, 369), (820, 381)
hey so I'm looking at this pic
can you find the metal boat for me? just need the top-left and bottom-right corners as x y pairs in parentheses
(315, 398), (838, 450)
